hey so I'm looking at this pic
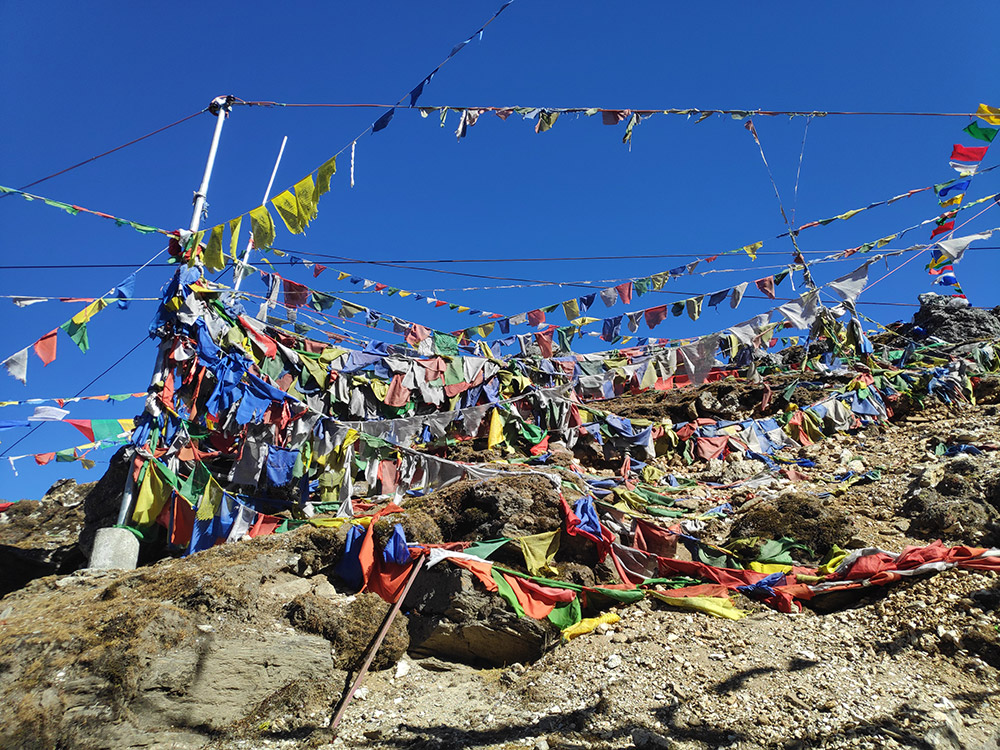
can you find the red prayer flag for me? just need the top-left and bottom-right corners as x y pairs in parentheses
(950, 144), (988, 163)
(930, 221), (955, 239)
(247, 513), (281, 538)
(281, 277), (310, 308)
(644, 305), (668, 330)
(755, 276), (776, 299)
(65, 419), (95, 442)
(34, 452), (56, 466)
(313, 264), (327, 278)
(615, 282), (634, 305)
(33, 329), (58, 366)
(526, 309), (546, 326)
(534, 331), (553, 358)
(169, 495), (195, 546)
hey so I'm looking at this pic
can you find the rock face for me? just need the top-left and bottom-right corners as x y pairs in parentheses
(909, 293), (1000, 345)
(404, 565), (558, 666)
(903, 454), (1000, 546)
(0, 531), (361, 750)
(0, 479), (90, 596)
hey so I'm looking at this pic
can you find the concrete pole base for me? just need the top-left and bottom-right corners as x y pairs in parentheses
(89, 527), (140, 571)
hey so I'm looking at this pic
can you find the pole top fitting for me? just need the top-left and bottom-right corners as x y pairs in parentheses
(208, 95), (236, 117)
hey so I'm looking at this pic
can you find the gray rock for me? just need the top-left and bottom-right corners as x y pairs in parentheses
(404, 566), (557, 666)
(88, 527), (139, 571)
(134, 632), (338, 731)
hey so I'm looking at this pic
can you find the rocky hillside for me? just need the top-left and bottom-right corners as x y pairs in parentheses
(2, 296), (1000, 750)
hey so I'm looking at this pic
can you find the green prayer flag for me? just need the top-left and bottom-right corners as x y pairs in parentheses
(60, 319), (89, 353)
(548, 596), (582, 629)
(464, 538), (510, 560)
(43, 198), (79, 216)
(491, 569), (525, 617)
(310, 291), (336, 311)
(964, 120), (998, 143)
(90, 419), (125, 444)
(433, 333), (459, 357)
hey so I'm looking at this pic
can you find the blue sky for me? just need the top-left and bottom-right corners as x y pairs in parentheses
(2, 1), (998, 500)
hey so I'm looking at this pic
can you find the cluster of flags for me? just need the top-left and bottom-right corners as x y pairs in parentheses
(1, 275), (134, 385)
(927, 104), (1000, 297)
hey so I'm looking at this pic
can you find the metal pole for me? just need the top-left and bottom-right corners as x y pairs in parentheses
(233, 135), (287, 292)
(189, 95), (234, 233)
(112, 96), (234, 533)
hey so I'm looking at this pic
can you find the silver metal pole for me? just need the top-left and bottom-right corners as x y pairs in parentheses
(113, 96), (234, 532)
(233, 135), (287, 292)
(189, 95), (233, 233)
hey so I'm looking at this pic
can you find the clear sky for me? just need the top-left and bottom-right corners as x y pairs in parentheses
(1, 1), (998, 500)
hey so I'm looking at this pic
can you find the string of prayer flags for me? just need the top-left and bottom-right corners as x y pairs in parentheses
(0, 392), (145, 409)
(0, 185), (167, 237)
(926, 104), (998, 298)
(6, 431), (132, 476)
(190, 2), (518, 269)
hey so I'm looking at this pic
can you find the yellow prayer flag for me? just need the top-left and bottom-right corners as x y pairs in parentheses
(742, 241), (763, 261)
(337, 271), (351, 281)
(457, 306), (470, 313)
(132, 462), (168, 526)
(749, 562), (793, 574)
(71, 298), (109, 326)
(249, 205), (276, 248)
(562, 299), (580, 320)
(487, 408), (506, 449)
(835, 209), (862, 221)
(649, 590), (748, 620)
(315, 155), (337, 200)
(197, 475), (223, 522)
(294, 174), (317, 227)
(562, 612), (620, 640)
(939, 194), (964, 208)
(271, 190), (303, 234)
(184, 230), (206, 267)
(117, 418), (135, 433)
(518, 530), (561, 576)
(977, 103), (1000, 125)
(228, 216), (243, 260)
(203, 224), (226, 271)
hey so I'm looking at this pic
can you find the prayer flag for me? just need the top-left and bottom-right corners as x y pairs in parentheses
(249, 205), (276, 249)
(930, 221), (955, 239)
(964, 121), (998, 143)
(33, 329), (57, 366)
(976, 103), (1000, 125)
(2, 348), (28, 384)
(950, 144), (988, 163)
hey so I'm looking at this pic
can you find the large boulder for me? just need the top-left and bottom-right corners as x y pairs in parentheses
(403, 563), (558, 667)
